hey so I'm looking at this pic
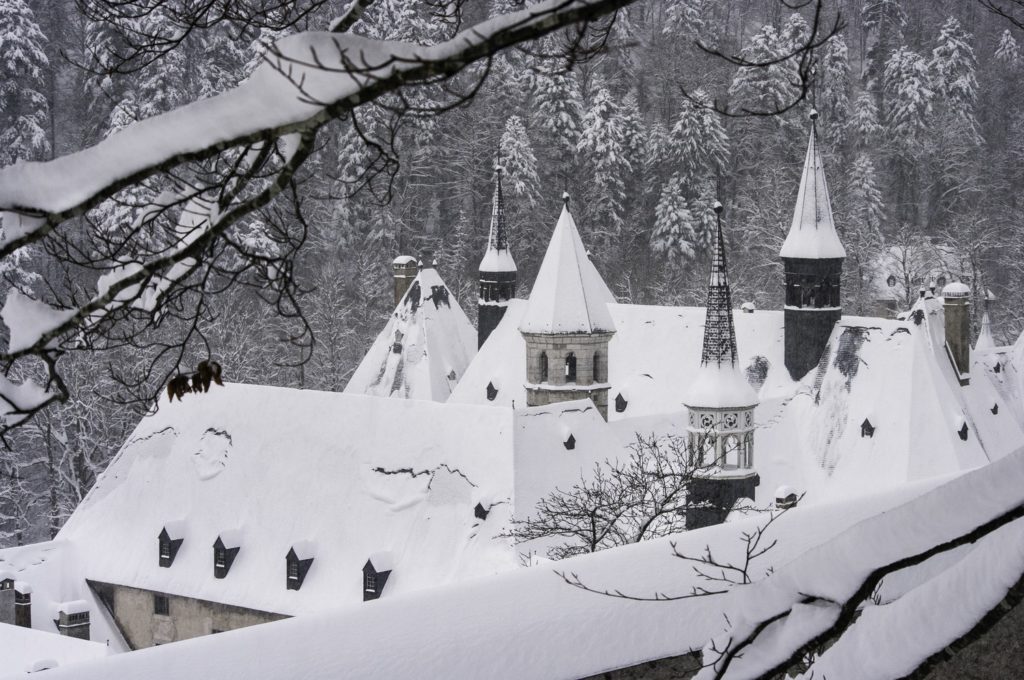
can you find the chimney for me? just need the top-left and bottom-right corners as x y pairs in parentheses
(14, 583), (31, 628)
(942, 281), (971, 386)
(392, 256), (418, 307)
(0, 577), (13, 625)
(56, 602), (90, 640)
(418, 249), (435, 270)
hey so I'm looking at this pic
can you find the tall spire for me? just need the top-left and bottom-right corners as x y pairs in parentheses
(700, 202), (738, 367)
(480, 166), (515, 272)
(477, 165), (517, 349)
(780, 110), (846, 260)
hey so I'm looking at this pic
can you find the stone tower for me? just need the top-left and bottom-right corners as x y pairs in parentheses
(478, 167), (517, 348)
(781, 110), (846, 380)
(684, 203), (760, 530)
(520, 195), (616, 420)
(943, 281), (971, 386)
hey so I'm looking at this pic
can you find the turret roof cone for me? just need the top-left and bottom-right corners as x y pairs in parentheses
(975, 311), (996, 352)
(685, 204), (758, 409)
(519, 199), (616, 335)
(480, 166), (516, 272)
(780, 111), (846, 260)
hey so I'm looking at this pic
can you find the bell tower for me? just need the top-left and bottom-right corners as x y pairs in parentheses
(478, 167), (517, 348)
(781, 110), (845, 380)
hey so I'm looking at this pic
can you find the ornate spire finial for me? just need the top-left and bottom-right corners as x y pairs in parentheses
(700, 200), (738, 367)
(487, 165), (508, 253)
(562, 191), (571, 208)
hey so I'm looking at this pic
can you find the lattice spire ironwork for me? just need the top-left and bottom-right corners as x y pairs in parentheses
(700, 202), (738, 367)
(487, 165), (508, 253)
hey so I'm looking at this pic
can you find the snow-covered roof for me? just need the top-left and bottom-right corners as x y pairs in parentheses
(975, 311), (996, 352)
(454, 299), (1024, 505)
(0, 616), (108, 676)
(684, 364), (758, 409)
(32, 473), (953, 680)
(52, 385), (516, 616)
(942, 281), (971, 297)
(344, 265), (476, 401)
(779, 117), (846, 260)
(518, 203), (616, 334)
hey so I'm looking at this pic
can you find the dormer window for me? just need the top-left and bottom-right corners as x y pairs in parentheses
(958, 422), (969, 441)
(593, 352), (602, 382)
(615, 393), (627, 413)
(213, 534), (241, 579)
(486, 382), (498, 401)
(564, 434), (576, 450)
(363, 553), (394, 602)
(286, 543), (316, 591)
(158, 523), (185, 568)
(861, 419), (875, 438)
(474, 502), (489, 520)
(992, 404), (999, 415)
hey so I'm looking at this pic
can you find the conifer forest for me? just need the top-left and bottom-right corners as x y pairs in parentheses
(0, 0), (1022, 545)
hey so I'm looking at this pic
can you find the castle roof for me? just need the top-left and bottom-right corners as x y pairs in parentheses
(518, 202), (616, 335)
(479, 168), (516, 273)
(779, 114), (846, 260)
(345, 265), (476, 401)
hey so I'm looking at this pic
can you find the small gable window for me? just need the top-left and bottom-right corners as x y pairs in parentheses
(615, 393), (628, 413)
(936, 275), (947, 288)
(992, 404), (999, 415)
(958, 422), (969, 441)
(564, 434), (576, 450)
(565, 353), (577, 383)
(886, 275), (896, 287)
(539, 352), (549, 382)
(474, 502), (489, 521)
(286, 543), (316, 591)
(213, 534), (241, 579)
(158, 523), (185, 568)
(486, 382), (498, 401)
(861, 419), (875, 438)
(995, 362), (1002, 374)
(363, 553), (394, 602)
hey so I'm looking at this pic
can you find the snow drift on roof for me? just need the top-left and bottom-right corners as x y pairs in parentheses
(779, 118), (846, 260)
(519, 204), (616, 334)
(345, 266), (476, 401)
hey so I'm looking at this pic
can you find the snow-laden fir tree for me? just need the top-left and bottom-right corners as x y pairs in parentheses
(849, 91), (881, 147)
(531, 54), (583, 182)
(663, 0), (708, 41)
(651, 173), (697, 261)
(930, 17), (979, 137)
(862, 0), (907, 97)
(781, 12), (810, 49)
(848, 154), (885, 231)
(618, 91), (647, 178)
(996, 29), (1020, 66)
(883, 46), (933, 151)
(0, 0), (50, 166)
(577, 85), (632, 233)
(729, 24), (799, 116)
(665, 90), (728, 186)
(499, 115), (540, 206)
(820, 35), (851, 147)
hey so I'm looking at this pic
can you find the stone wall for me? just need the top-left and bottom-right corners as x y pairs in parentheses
(88, 580), (285, 649)
(522, 331), (613, 419)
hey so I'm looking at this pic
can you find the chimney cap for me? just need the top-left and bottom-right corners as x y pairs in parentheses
(393, 255), (417, 266)
(942, 281), (971, 298)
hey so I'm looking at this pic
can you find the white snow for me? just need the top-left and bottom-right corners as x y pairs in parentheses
(942, 281), (971, 296)
(479, 248), (517, 272)
(344, 266), (476, 402)
(683, 363), (759, 409)
(1, 289), (74, 353)
(0, 619), (108, 675)
(779, 123), (846, 260)
(518, 204), (616, 334)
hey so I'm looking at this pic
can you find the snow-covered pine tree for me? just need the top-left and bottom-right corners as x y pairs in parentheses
(663, 0), (707, 41)
(883, 46), (933, 151)
(651, 173), (697, 261)
(996, 29), (1020, 66)
(862, 0), (907, 98)
(666, 90), (728, 186)
(820, 35), (851, 148)
(930, 17), (980, 137)
(531, 55), (583, 184)
(729, 24), (799, 116)
(499, 114), (540, 206)
(848, 153), (885, 231)
(848, 91), (881, 148)
(577, 86), (632, 234)
(0, 0), (50, 166)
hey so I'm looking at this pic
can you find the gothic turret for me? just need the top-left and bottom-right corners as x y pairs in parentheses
(520, 195), (616, 420)
(684, 203), (760, 530)
(478, 167), (517, 348)
(781, 110), (846, 380)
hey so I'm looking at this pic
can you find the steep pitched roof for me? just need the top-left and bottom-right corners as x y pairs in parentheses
(684, 208), (758, 409)
(345, 265), (476, 401)
(479, 168), (516, 273)
(779, 113), (846, 260)
(518, 202), (616, 335)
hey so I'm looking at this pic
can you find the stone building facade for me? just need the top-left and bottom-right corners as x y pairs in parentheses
(523, 330), (613, 419)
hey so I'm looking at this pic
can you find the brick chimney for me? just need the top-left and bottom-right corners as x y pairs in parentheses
(942, 281), (971, 386)
(56, 602), (90, 640)
(14, 582), (31, 628)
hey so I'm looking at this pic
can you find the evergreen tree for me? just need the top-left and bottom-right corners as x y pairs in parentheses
(930, 17), (979, 135)
(666, 91), (728, 186)
(531, 59), (583, 184)
(848, 154), (885, 230)
(664, 0), (707, 41)
(883, 46), (933, 150)
(862, 0), (907, 97)
(729, 24), (798, 115)
(0, 0), (50, 166)
(820, 35), (851, 147)
(651, 173), (697, 261)
(499, 114), (540, 206)
(577, 86), (631, 233)
(848, 91), (881, 147)
(996, 29), (1020, 66)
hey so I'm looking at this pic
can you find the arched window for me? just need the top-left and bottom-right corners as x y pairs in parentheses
(592, 352), (601, 383)
(539, 352), (549, 382)
(565, 353), (577, 383)
(722, 435), (741, 468)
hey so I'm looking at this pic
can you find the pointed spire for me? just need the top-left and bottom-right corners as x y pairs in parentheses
(685, 203), (758, 409)
(479, 165), (516, 272)
(780, 110), (846, 260)
(700, 202), (738, 367)
(519, 199), (615, 335)
(975, 311), (996, 352)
